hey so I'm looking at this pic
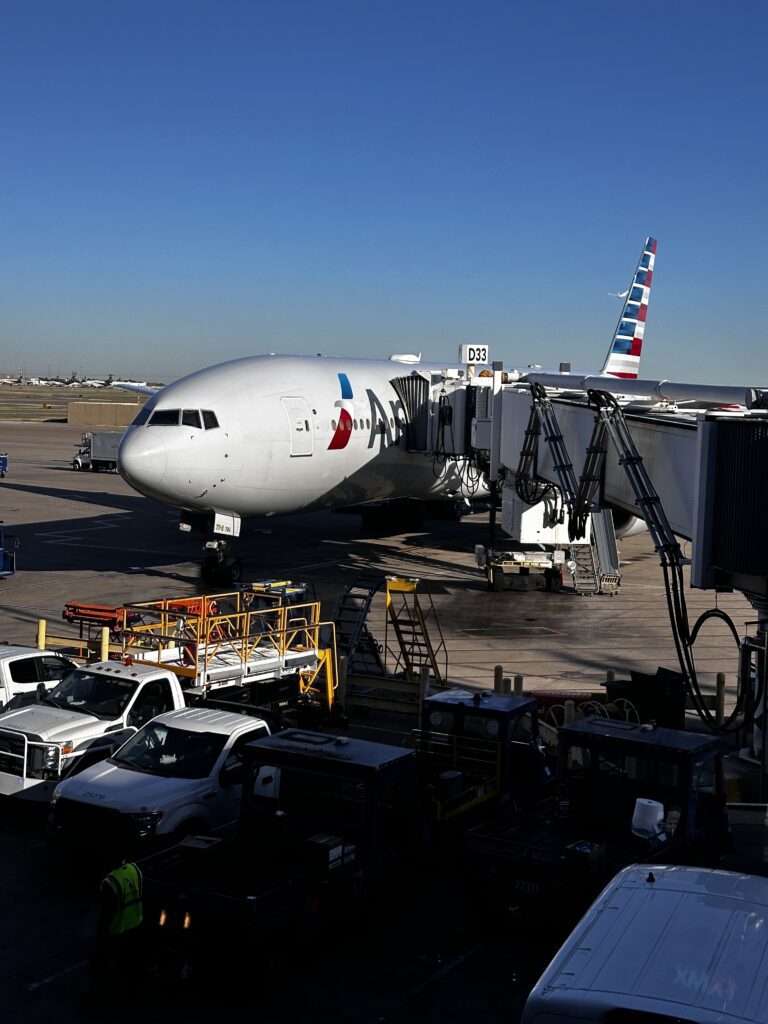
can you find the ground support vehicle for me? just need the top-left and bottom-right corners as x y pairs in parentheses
(0, 645), (78, 710)
(466, 716), (730, 928)
(140, 729), (420, 976)
(48, 707), (271, 859)
(412, 688), (549, 823)
(475, 543), (565, 592)
(0, 452), (7, 477)
(0, 661), (191, 799)
(522, 864), (768, 1024)
(0, 523), (17, 579)
(1, 584), (340, 798)
(139, 690), (553, 978)
(72, 430), (123, 472)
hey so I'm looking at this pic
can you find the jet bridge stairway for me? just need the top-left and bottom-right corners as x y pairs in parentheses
(567, 511), (621, 596)
(516, 384), (621, 596)
(569, 543), (600, 595)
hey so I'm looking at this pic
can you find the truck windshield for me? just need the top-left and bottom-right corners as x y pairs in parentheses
(45, 671), (139, 719)
(111, 722), (227, 779)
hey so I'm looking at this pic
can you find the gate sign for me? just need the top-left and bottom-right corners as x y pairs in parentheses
(458, 344), (490, 365)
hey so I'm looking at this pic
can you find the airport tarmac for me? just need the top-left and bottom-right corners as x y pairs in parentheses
(0, 420), (757, 1023)
(0, 421), (750, 698)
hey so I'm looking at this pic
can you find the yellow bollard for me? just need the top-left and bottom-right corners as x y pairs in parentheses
(37, 619), (46, 650)
(100, 627), (109, 662)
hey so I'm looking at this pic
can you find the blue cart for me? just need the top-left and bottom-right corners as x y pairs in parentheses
(0, 453), (6, 478)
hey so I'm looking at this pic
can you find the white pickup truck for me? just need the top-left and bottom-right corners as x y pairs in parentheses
(0, 646), (79, 711)
(0, 660), (189, 799)
(49, 707), (271, 852)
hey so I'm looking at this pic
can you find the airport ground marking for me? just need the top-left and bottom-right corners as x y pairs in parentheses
(26, 959), (88, 992)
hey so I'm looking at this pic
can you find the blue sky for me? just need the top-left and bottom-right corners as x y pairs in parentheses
(1, 1), (766, 384)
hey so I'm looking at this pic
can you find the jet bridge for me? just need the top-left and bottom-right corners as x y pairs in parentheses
(456, 368), (768, 788)
(405, 363), (768, 780)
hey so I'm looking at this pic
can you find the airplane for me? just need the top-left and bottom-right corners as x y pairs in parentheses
(118, 237), (657, 583)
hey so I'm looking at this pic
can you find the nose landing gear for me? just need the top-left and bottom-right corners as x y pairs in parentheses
(201, 539), (243, 587)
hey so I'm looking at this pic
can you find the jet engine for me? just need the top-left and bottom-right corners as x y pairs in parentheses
(612, 508), (647, 538)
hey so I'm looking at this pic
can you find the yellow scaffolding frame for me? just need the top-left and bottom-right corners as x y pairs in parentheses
(117, 589), (339, 711)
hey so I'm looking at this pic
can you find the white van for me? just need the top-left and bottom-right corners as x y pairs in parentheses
(523, 863), (768, 1024)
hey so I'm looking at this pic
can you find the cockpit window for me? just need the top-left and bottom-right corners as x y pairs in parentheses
(149, 409), (180, 426)
(182, 409), (202, 428)
(202, 410), (219, 430)
(131, 406), (151, 427)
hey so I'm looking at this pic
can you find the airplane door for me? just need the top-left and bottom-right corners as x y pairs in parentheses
(281, 397), (314, 457)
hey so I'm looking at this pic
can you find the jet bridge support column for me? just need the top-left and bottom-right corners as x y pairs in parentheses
(488, 362), (505, 550)
(737, 600), (768, 799)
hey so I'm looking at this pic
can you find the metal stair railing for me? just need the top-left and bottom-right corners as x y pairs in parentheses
(385, 577), (446, 686)
(569, 543), (600, 595)
(331, 573), (386, 676)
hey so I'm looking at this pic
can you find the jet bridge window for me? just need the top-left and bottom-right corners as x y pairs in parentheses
(149, 409), (180, 426)
(202, 410), (219, 430)
(182, 409), (202, 429)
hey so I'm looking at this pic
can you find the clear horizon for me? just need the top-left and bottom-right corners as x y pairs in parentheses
(1, 1), (766, 387)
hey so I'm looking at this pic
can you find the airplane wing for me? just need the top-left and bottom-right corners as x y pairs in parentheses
(111, 382), (157, 393)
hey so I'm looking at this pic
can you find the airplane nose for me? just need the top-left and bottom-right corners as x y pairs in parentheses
(118, 429), (168, 494)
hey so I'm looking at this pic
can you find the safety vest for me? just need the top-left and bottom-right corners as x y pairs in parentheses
(102, 862), (143, 936)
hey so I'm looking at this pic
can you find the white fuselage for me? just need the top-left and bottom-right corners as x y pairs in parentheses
(118, 354), (477, 520)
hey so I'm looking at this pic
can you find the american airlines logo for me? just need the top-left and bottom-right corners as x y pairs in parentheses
(328, 373), (354, 451)
(328, 373), (405, 452)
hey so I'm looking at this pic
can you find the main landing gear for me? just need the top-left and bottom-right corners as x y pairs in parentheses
(201, 539), (243, 588)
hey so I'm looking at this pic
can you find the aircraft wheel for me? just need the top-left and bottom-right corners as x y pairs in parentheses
(225, 558), (243, 585)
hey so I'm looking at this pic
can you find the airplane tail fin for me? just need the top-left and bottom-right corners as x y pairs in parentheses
(600, 237), (657, 379)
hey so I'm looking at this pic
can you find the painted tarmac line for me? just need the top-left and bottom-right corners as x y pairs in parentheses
(26, 959), (88, 992)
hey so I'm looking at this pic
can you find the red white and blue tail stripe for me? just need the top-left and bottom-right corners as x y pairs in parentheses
(601, 237), (657, 379)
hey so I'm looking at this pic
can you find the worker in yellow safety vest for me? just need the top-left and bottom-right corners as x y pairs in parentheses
(88, 861), (144, 1007)
(101, 862), (143, 934)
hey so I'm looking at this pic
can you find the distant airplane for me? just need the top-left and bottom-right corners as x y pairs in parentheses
(118, 237), (657, 582)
